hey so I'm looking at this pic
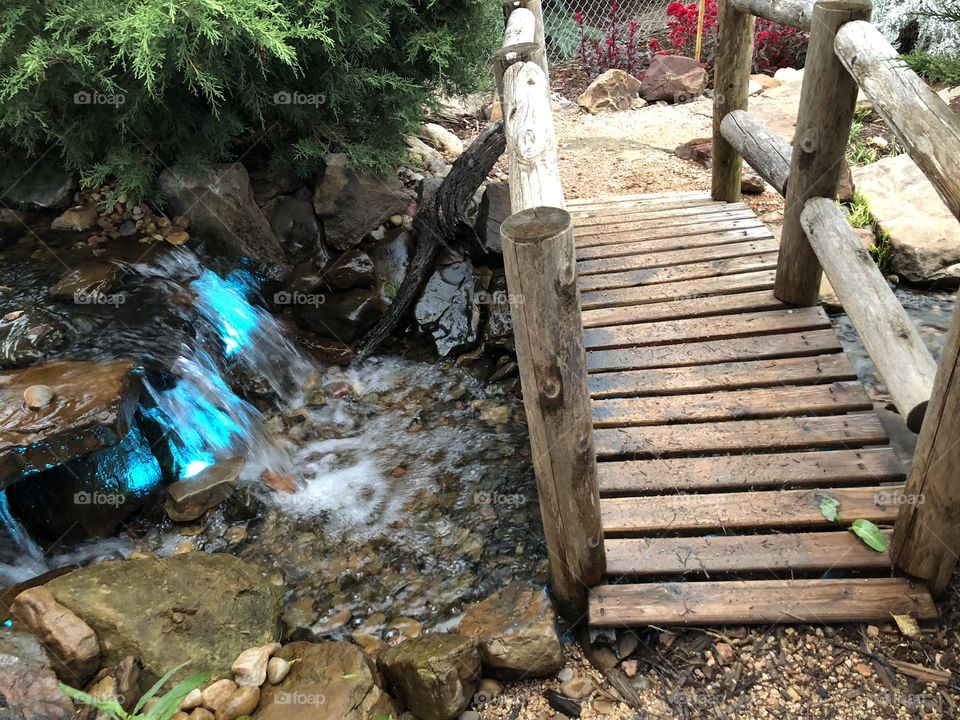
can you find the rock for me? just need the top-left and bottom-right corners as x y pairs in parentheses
(837, 161), (855, 203)
(293, 288), (381, 343)
(748, 79), (763, 96)
(22, 384), (55, 409)
(45, 553), (283, 686)
(415, 259), (481, 357)
(51, 205), (99, 232)
(261, 196), (326, 265)
(48, 261), (123, 302)
(0, 157), (76, 210)
(458, 581), (564, 680)
(407, 136), (445, 169)
(159, 163), (290, 280)
(853, 154), (960, 283)
(77, 658), (143, 720)
(0, 629), (74, 719)
(256, 641), (395, 719)
(577, 69), (643, 114)
(0, 309), (72, 368)
(165, 230), (190, 246)
(366, 229), (412, 304)
(741, 171), (765, 195)
(675, 137), (713, 166)
(484, 275), (513, 352)
(265, 657), (290, 684)
(165, 458), (244, 522)
(419, 123), (464, 157)
(557, 667), (574, 683)
(560, 675), (594, 700)
(752, 73), (781, 92)
(474, 183), (511, 256)
(379, 634), (480, 720)
(488, 100), (503, 123)
(640, 55), (708, 103)
(10, 586), (100, 683)
(385, 616), (424, 647)
(249, 165), (303, 206)
(319, 248), (375, 291)
(622, 659), (639, 678)
(232, 642), (281, 687)
(313, 154), (409, 250)
(774, 67), (803, 83)
(7, 422), (161, 545)
(202, 679), (238, 714)
(181, 688), (204, 710)
(217, 685), (260, 719)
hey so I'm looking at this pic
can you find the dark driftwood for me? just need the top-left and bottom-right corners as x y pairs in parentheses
(353, 121), (506, 362)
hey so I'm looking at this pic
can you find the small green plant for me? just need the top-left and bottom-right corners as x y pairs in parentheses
(59, 663), (209, 720)
(846, 120), (880, 166)
(872, 229), (893, 275)
(846, 191), (873, 228)
(904, 51), (960, 88)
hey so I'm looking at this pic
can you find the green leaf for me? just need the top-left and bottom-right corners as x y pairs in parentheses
(144, 672), (210, 720)
(133, 662), (190, 714)
(820, 494), (840, 522)
(850, 519), (888, 552)
(57, 683), (128, 719)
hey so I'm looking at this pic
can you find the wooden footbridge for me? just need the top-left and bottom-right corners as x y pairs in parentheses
(496, 0), (960, 628)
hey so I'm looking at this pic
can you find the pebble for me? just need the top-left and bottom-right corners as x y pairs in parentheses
(165, 230), (190, 246)
(266, 656), (291, 684)
(232, 642), (280, 686)
(458, 712), (480, 720)
(593, 699), (617, 715)
(217, 685), (259, 720)
(200, 679), (237, 713)
(866, 625), (879, 638)
(180, 688), (203, 710)
(557, 667), (574, 683)
(189, 710), (214, 720)
(223, 525), (248, 544)
(622, 659), (638, 678)
(3, 310), (23, 321)
(23, 385), (55, 409)
(171, 713), (190, 720)
(389, 214), (404, 226)
(174, 541), (193, 554)
(560, 675), (594, 700)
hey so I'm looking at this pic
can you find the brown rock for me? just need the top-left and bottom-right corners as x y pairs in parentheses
(202, 678), (238, 713)
(265, 657), (290, 685)
(641, 55), (708, 103)
(78, 656), (143, 718)
(191, 710), (215, 720)
(675, 137), (713, 166)
(23, 384), (55, 409)
(257, 641), (395, 720)
(165, 458), (243, 521)
(577, 69), (643, 114)
(51, 205), (99, 232)
(48, 261), (122, 301)
(457, 581), (564, 679)
(231, 642), (281, 687)
(11, 586), (100, 682)
(379, 634), (480, 720)
(215, 685), (260, 720)
(0, 630), (74, 719)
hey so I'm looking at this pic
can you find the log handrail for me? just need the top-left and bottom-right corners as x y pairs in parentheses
(493, 2), (605, 621)
(711, 0), (960, 590)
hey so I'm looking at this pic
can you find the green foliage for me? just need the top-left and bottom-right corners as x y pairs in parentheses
(60, 662), (209, 720)
(0, 0), (500, 201)
(846, 191), (873, 228)
(850, 519), (888, 552)
(904, 51), (960, 88)
(846, 119), (879, 165)
(819, 495), (840, 522)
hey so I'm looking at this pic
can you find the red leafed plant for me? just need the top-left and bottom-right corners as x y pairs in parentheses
(575, 1), (644, 80)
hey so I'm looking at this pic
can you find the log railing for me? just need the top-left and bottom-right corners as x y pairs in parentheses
(494, 1), (605, 621)
(712, 0), (960, 593)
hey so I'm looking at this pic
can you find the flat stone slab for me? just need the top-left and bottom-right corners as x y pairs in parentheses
(0, 359), (140, 484)
(853, 154), (960, 284)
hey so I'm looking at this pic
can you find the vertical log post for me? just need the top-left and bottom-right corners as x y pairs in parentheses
(774, 0), (871, 306)
(892, 308), (960, 596)
(502, 0), (550, 80)
(712, 0), (755, 202)
(500, 207), (605, 620)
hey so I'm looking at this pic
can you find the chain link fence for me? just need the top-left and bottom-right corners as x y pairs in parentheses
(542, 0), (669, 61)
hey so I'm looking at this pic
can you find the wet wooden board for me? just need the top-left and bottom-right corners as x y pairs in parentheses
(578, 239), (780, 277)
(589, 578), (939, 626)
(581, 270), (777, 310)
(594, 414), (889, 459)
(576, 226), (774, 261)
(601, 485), (900, 534)
(586, 329), (842, 373)
(596, 448), (904, 494)
(582, 290), (789, 328)
(579, 253), (780, 293)
(604, 531), (894, 576)
(583, 308), (830, 351)
(592, 382), (873, 428)
(576, 216), (764, 248)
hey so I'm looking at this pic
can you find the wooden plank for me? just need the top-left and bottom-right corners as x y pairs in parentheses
(581, 271), (777, 311)
(579, 239), (779, 277)
(605, 531), (893, 576)
(580, 253), (779, 292)
(601, 485), (900, 534)
(583, 308), (829, 351)
(576, 214), (761, 247)
(574, 203), (750, 229)
(567, 191), (708, 208)
(592, 382), (873, 428)
(589, 578), (938, 626)
(576, 226), (773, 261)
(596, 448), (905, 494)
(586, 329), (841, 373)
(589, 355), (856, 399)
(594, 414), (889, 459)
(581, 290), (788, 328)
(569, 197), (723, 219)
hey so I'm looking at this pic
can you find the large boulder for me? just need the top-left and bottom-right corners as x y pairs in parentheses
(159, 163), (290, 280)
(312, 154), (409, 250)
(45, 553), (284, 686)
(293, 288), (382, 343)
(379, 634), (480, 720)
(853, 153), (960, 283)
(577, 69), (643, 114)
(457, 581), (564, 680)
(474, 183), (511, 256)
(0, 629), (74, 720)
(10, 586), (100, 683)
(641, 55), (708, 103)
(261, 196), (326, 265)
(0, 157), (76, 210)
(48, 261), (122, 302)
(414, 258), (481, 357)
(256, 641), (395, 720)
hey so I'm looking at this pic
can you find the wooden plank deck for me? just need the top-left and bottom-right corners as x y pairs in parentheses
(573, 191), (938, 627)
